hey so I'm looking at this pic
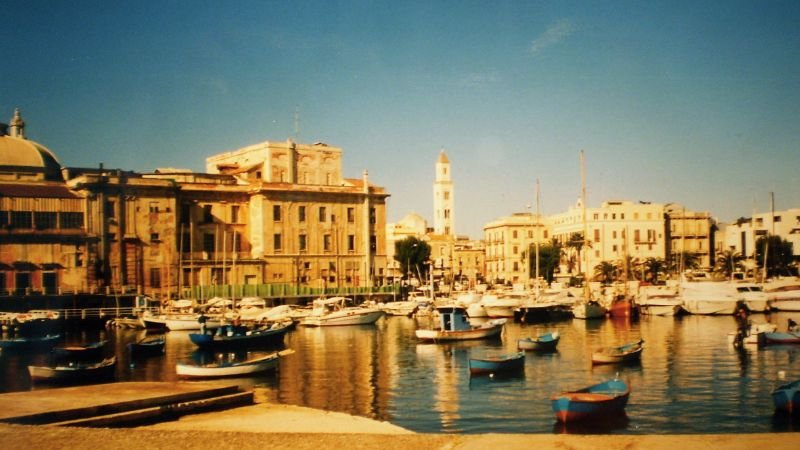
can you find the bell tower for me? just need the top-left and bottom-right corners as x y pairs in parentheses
(433, 149), (455, 236)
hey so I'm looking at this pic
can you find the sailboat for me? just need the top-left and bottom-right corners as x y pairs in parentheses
(572, 151), (607, 320)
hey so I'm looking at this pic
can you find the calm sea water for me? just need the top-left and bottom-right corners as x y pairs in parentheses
(2, 312), (799, 434)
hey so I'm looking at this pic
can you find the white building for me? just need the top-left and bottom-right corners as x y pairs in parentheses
(433, 149), (455, 236)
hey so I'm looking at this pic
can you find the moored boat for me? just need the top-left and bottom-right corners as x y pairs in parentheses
(517, 331), (560, 352)
(468, 351), (525, 376)
(591, 339), (644, 365)
(127, 336), (166, 357)
(188, 321), (292, 350)
(28, 356), (116, 384)
(52, 340), (106, 361)
(772, 379), (800, 414)
(175, 349), (292, 378)
(299, 297), (385, 327)
(551, 378), (631, 422)
(572, 300), (607, 319)
(764, 330), (800, 345)
(764, 280), (800, 311)
(0, 334), (60, 351)
(415, 306), (506, 342)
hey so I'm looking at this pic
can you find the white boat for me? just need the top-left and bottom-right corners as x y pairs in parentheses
(734, 283), (769, 312)
(176, 350), (292, 378)
(415, 306), (506, 342)
(380, 301), (419, 317)
(236, 297), (268, 321)
(637, 287), (683, 316)
(165, 314), (222, 331)
(299, 297), (385, 327)
(727, 322), (778, 346)
(764, 279), (800, 311)
(572, 300), (607, 319)
(481, 292), (531, 318)
(679, 281), (744, 315)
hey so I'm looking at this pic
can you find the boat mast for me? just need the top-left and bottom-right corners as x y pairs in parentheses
(535, 178), (541, 297)
(581, 150), (589, 301)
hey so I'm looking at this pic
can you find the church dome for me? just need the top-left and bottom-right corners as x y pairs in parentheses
(0, 109), (63, 181)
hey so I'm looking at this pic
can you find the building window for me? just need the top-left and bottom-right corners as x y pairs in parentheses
(444, 191), (450, 200)
(348, 234), (355, 252)
(203, 205), (213, 223)
(10, 211), (32, 229)
(370, 235), (376, 252)
(149, 202), (159, 213)
(0, 210), (7, 226)
(203, 233), (215, 255)
(370, 207), (376, 224)
(513, 246), (518, 255)
(150, 233), (160, 242)
(34, 212), (57, 230)
(106, 200), (116, 218)
(60, 212), (84, 229)
(513, 230), (518, 239)
(273, 205), (281, 221)
(774, 215), (782, 222)
(273, 233), (282, 251)
(150, 268), (161, 288)
(347, 207), (355, 223)
(231, 205), (240, 223)
(593, 229), (600, 243)
(319, 207), (327, 222)
(299, 206), (306, 222)
(323, 234), (332, 251)
(299, 234), (307, 251)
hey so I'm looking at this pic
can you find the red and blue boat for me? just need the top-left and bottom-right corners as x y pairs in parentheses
(764, 331), (800, 345)
(468, 351), (525, 376)
(551, 378), (630, 422)
(772, 379), (800, 415)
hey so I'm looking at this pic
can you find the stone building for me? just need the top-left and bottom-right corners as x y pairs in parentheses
(483, 212), (547, 286)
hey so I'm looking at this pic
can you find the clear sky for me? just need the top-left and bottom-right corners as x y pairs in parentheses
(2, 1), (799, 239)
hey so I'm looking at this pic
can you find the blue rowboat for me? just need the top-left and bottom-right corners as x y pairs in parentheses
(764, 331), (800, 345)
(772, 379), (800, 414)
(188, 321), (291, 350)
(517, 331), (560, 352)
(551, 378), (630, 422)
(468, 351), (525, 376)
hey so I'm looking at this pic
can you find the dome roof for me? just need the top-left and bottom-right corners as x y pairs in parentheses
(0, 109), (63, 181)
(0, 134), (63, 181)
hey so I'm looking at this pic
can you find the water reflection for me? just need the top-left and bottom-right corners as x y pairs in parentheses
(2, 312), (800, 434)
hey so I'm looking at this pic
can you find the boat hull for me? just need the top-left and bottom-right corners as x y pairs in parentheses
(551, 379), (630, 422)
(188, 323), (291, 350)
(517, 332), (560, 352)
(681, 299), (738, 315)
(769, 299), (800, 311)
(764, 331), (800, 345)
(300, 309), (385, 327)
(415, 319), (505, 342)
(772, 380), (800, 414)
(468, 352), (525, 375)
(176, 353), (279, 378)
(28, 357), (116, 384)
(572, 302), (607, 319)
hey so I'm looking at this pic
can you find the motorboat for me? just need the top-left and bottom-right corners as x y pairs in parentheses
(481, 292), (531, 318)
(299, 297), (385, 327)
(415, 305), (505, 342)
(679, 281), (740, 315)
(764, 279), (800, 311)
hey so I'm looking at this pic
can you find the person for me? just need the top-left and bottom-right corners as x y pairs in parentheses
(789, 318), (798, 332)
(198, 313), (207, 335)
(734, 303), (750, 348)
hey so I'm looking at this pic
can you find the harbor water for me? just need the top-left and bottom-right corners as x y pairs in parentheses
(1, 312), (799, 434)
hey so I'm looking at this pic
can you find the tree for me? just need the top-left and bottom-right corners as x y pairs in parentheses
(643, 257), (666, 284)
(715, 249), (743, 279)
(565, 232), (589, 275)
(616, 255), (641, 281)
(668, 251), (701, 275)
(755, 235), (795, 278)
(394, 237), (431, 281)
(525, 240), (562, 285)
(593, 260), (616, 285)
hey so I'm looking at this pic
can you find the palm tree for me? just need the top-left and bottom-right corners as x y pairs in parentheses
(566, 232), (589, 275)
(643, 257), (666, 284)
(669, 251), (701, 275)
(715, 249), (743, 279)
(756, 235), (795, 277)
(593, 261), (617, 285)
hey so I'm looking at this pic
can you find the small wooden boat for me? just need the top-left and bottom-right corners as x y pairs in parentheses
(551, 378), (631, 422)
(188, 321), (292, 350)
(468, 351), (525, 376)
(0, 334), (60, 351)
(28, 357), (116, 384)
(415, 306), (506, 342)
(51, 340), (106, 361)
(772, 379), (800, 414)
(127, 336), (166, 357)
(591, 339), (644, 365)
(517, 331), (560, 352)
(764, 331), (800, 345)
(176, 349), (293, 378)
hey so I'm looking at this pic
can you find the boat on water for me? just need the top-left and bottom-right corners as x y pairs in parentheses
(551, 378), (631, 422)
(637, 288), (683, 316)
(188, 321), (292, 350)
(735, 283), (770, 313)
(764, 280), (800, 311)
(517, 331), (560, 352)
(764, 330), (800, 345)
(481, 292), (530, 318)
(726, 322), (776, 347)
(380, 300), (420, 317)
(176, 349), (292, 378)
(772, 379), (800, 414)
(415, 306), (506, 342)
(0, 334), (60, 351)
(52, 340), (106, 361)
(572, 300), (607, 319)
(127, 336), (166, 357)
(468, 351), (525, 376)
(28, 356), (116, 384)
(299, 297), (385, 327)
(591, 339), (644, 365)
(679, 281), (744, 315)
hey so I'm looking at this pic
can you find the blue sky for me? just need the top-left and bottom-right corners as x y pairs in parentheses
(2, 1), (799, 239)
